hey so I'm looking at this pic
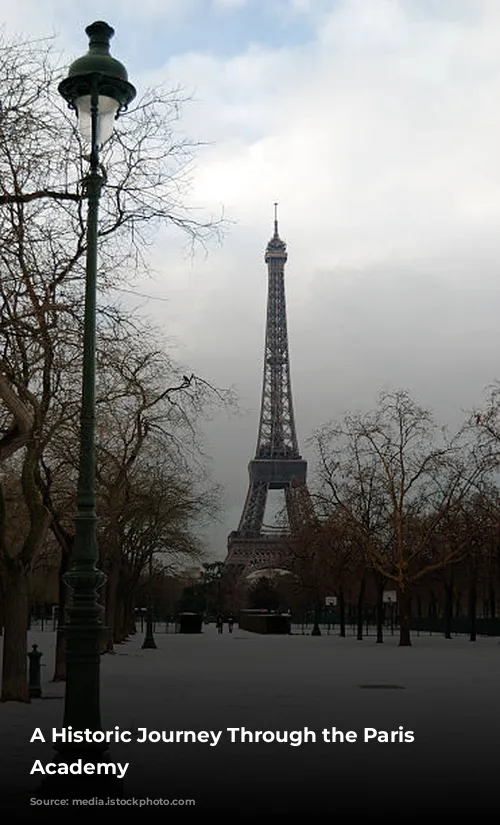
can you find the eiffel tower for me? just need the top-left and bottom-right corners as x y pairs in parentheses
(225, 206), (311, 578)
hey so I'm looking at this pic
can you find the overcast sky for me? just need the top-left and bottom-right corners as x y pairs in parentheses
(3, 0), (500, 559)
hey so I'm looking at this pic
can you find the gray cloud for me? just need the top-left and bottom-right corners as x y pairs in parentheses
(133, 2), (500, 556)
(3, 0), (500, 558)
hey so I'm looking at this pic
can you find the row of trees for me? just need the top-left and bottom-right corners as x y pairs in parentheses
(277, 387), (500, 646)
(0, 33), (232, 701)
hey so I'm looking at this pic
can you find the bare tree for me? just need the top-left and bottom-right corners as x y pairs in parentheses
(312, 389), (488, 646)
(0, 31), (226, 701)
(40, 315), (230, 674)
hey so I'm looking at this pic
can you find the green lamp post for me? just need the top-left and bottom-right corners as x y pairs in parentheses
(142, 554), (158, 649)
(54, 21), (135, 770)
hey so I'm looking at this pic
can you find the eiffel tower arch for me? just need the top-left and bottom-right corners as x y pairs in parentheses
(225, 207), (312, 580)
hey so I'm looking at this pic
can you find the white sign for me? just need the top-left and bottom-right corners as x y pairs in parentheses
(383, 591), (397, 604)
(325, 596), (337, 607)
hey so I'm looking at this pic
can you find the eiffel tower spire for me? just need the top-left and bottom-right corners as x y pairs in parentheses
(225, 208), (311, 578)
(256, 205), (298, 460)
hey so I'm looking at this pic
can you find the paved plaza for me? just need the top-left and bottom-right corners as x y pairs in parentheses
(1, 625), (499, 817)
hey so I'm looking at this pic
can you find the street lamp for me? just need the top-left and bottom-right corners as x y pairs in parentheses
(46, 21), (135, 785)
(142, 554), (157, 649)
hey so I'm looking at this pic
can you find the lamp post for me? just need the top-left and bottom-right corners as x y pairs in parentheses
(142, 554), (157, 649)
(45, 21), (135, 785)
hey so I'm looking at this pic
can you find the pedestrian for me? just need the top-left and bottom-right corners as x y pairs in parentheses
(216, 614), (223, 634)
(227, 614), (234, 634)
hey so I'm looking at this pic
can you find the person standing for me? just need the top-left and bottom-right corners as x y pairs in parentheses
(227, 614), (235, 634)
(216, 614), (224, 634)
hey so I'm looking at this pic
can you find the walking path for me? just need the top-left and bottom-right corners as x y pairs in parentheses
(1, 626), (498, 817)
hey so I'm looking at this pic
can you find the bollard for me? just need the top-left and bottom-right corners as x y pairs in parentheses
(28, 643), (43, 698)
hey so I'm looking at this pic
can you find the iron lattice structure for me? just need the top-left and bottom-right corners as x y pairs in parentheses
(225, 207), (312, 578)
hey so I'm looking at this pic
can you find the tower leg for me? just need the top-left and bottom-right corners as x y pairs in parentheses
(238, 480), (268, 535)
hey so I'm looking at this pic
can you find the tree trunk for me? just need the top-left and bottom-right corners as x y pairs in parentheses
(311, 606), (321, 636)
(356, 575), (366, 641)
(375, 574), (384, 644)
(489, 584), (496, 620)
(444, 575), (453, 640)
(113, 574), (138, 644)
(469, 574), (477, 642)
(338, 586), (346, 638)
(52, 548), (69, 681)
(126, 596), (135, 635)
(114, 588), (128, 644)
(127, 594), (136, 635)
(398, 589), (412, 647)
(105, 565), (119, 652)
(1, 565), (30, 702)
(1, 445), (51, 700)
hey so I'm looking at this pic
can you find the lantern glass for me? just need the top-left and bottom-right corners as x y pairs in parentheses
(74, 94), (120, 145)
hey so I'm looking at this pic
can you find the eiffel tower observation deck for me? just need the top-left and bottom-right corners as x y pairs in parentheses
(225, 206), (311, 578)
